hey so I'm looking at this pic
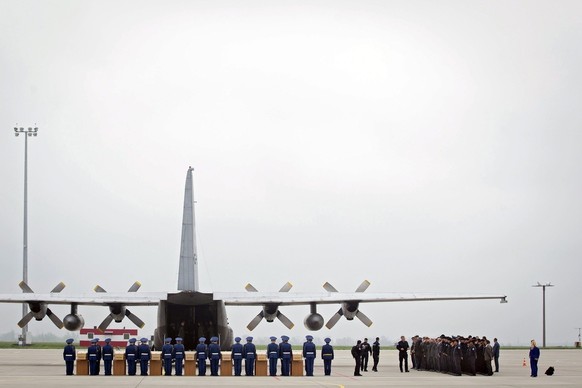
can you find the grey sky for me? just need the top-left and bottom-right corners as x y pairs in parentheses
(1, 0), (581, 345)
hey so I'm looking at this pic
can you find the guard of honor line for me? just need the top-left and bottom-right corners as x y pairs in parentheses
(63, 335), (337, 376)
(65, 334), (509, 378)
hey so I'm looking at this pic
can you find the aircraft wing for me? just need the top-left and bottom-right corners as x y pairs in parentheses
(0, 292), (167, 306)
(215, 290), (507, 330)
(214, 292), (508, 306)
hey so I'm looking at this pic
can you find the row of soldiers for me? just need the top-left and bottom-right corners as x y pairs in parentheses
(63, 335), (336, 376)
(409, 334), (496, 376)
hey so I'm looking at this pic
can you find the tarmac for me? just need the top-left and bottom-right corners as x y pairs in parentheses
(0, 348), (580, 387)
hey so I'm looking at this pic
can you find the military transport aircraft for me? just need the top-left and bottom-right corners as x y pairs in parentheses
(0, 167), (507, 350)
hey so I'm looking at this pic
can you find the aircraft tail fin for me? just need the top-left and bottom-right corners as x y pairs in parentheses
(177, 167), (199, 292)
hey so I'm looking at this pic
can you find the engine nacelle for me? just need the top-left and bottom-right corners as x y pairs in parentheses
(342, 302), (359, 320)
(63, 313), (85, 331)
(263, 304), (279, 322)
(29, 302), (48, 321)
(109, 304), (127, 323)
(303, 313), (324, 331)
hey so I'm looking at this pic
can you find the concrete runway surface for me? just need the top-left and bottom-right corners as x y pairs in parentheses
(0, 348), (580, 387)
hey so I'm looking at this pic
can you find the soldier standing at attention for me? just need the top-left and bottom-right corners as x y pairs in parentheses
(196, 337), (208, 376)
(125, 338), (138, 375)
(279, 335), (292, 376)
(231, 337), (243, 376)
(94, 338), (102, 375)
(351, 340), (362, 376)
(102, 338), (114, 376)
(372, 337), (380, 372)
(87, 338), (100, 375)
(360, 338), (371, 372)
(63, 338), (76, 376)
(243, 336), (257, 376)
(208, 337), (221, 376)
(137, 337), (151, 376)
(162, 337), (174, 376)
(267, 336), (279, 376)
(397, 335), (410, 373)
(303, 335), (316, 376)
(173, 337), (185, 376)
(321, 337), (334, 376)
(492, 338), (500, 373)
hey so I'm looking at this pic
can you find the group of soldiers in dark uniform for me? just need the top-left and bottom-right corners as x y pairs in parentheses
(84, 337), (115, 375)
(351, 337), (381, 376)
(64, 335), (337, 376)
(232, 335), (335, 377)
(408, 334), (499, 376)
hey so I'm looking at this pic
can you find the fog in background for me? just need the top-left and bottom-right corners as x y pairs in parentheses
(1, 0), (581, 346)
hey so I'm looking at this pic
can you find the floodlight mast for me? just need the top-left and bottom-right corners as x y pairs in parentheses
(532, 282), (554, 348)
(13, 125), (39, 345)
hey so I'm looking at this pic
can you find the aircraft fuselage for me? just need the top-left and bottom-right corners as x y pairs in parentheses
(154, 291), (233, 350)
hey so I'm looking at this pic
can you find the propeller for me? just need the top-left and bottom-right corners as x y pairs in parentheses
(245, 282), (295, 331)
(93, 281), (146, 332)
(324, 280), (373, 329)
(17, 281), (65, 329)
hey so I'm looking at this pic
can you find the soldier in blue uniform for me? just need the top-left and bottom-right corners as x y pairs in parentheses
(208, 336), (221, 376)
(137, 337), (151, 376)
(231, 337), (243, 376)
(102, 338), (114, 375)
(94, 338), (102, 375)
(125, 338), (138, 375)
(321, 337), (334, 376)
(87, 338), (100, 375)
(267, 336), (279, 376)
(63, 338), (76, 376)
(196, 337), (208, 376)
(279, 335), (292, 376)
(173, 337), (185, 376)
(162, 337), (174, 376)
(243, 336), (257, 376)
(303, 335), (316, 376)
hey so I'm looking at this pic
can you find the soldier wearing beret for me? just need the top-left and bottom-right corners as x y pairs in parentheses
(321, 337), (334, 376)
(231, 337), (243, 376)
(243, 336), (257, 376)
(63, 338), (76, 376)
(303, 335), (316, 376)
(267, 336), (279, 376)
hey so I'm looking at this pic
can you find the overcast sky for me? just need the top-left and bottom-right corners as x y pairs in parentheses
(1, 0), (581, 346)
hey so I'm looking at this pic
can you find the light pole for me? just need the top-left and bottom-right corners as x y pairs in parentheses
(532, 282), (554, 348)
(14, 125), (38, 345)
